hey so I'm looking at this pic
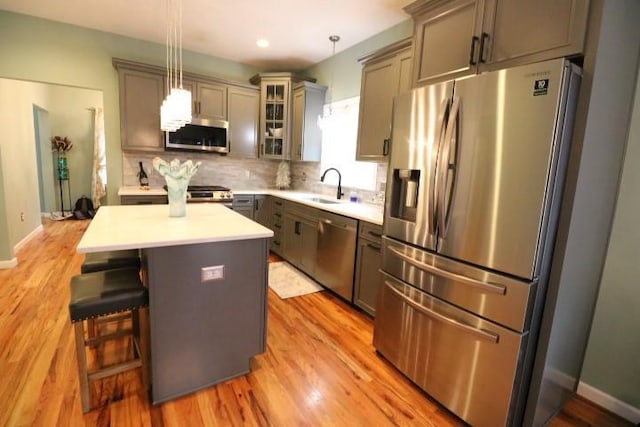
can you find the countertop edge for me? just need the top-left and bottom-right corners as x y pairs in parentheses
(118, 187), (384, 225)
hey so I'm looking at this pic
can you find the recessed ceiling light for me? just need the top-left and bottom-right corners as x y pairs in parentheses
(256, 39), (269, 48)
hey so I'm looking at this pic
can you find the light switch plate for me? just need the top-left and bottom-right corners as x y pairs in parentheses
(201, 265), (224, 282)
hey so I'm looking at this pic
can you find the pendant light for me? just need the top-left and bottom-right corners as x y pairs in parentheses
(318, 35), (340, 130)
(327, 35), (340, 115)
(160, 0), (192, 131)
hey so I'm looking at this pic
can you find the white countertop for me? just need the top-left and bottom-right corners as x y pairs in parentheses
(118, 186), (168, 196)
(118, 187), (384, 225)
(262, 190), (384, 225)
(77, 204), (273, 253)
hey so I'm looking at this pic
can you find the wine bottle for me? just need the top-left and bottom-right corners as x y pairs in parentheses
(137, 161), (149, 187)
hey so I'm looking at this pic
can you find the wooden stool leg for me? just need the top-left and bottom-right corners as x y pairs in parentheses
(86, 319), (96, 341)
(74, 322), (91, 413)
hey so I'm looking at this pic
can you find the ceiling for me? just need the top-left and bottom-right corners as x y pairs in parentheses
(0, 0), (412, 70)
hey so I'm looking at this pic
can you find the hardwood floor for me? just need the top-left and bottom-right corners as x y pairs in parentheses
(0, 219), (633, 426)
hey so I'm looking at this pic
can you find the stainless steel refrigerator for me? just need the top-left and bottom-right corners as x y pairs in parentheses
(373, 58), (581, 427)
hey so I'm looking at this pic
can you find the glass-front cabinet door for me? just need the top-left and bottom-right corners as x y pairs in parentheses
(260, 80), (290, 159)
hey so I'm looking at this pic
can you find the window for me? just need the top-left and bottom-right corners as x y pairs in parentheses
(319, 97), (377, 191)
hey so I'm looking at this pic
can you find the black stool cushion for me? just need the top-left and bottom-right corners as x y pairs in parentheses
(69, 267), (148, 322)
(81, 250), (141, 273)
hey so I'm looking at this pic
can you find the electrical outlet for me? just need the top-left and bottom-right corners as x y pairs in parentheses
(201, 265), (224, 282)
(20, 212), (25, 222)
(244, 170), (251, 178)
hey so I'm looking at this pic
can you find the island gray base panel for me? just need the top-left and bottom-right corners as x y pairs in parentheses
(150, 363), (250, 405)
(143, 238), (268, 404)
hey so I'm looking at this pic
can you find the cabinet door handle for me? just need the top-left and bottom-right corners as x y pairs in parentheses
(479, 32), (489, 63)
(368, 231), (382, 239)
(469, 36), (479, 66)
(254, 199), (258, 210)
(383, 138), (390, 156)
(295, 221), (301, 235)
(366, 243), (381, 252)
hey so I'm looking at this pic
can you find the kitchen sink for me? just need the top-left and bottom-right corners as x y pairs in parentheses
(303, 197), (340, 204)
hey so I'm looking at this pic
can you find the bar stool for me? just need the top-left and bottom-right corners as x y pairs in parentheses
(68, 267), (148, 413)
(81, 250), (142, 339)
(81, 249), (141, 273)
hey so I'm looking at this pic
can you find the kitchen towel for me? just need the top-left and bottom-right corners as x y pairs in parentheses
(268, 261), (324, 299)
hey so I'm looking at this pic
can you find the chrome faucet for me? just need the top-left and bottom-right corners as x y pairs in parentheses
(320, 168), (343, 200)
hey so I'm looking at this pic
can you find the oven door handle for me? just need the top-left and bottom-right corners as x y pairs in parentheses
(384, 279), (499, 343)
(387, 246), (506, 295)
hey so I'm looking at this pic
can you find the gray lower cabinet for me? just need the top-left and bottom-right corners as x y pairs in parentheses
(354, 221), (383, 316)
(120, 194), (168, 205)
(143, 237), (268, 404)
(254, 195), (269, 226)
(282, 201), (318, 276)
(232, 195), (254, 219)
(271, 198), (284, 255)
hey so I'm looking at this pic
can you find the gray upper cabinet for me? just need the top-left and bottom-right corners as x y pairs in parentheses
(250, 72), (316, 160)
(405, 0), (589, 86)
(182, 79), (227, 121)
(291, 82), (326, 162)
(115, 62), (165, 152)
(356, 38), (413, 161)
(483, 0), (589, 68)
(228, 86), (259, 158)
(114, 58), (259, 154)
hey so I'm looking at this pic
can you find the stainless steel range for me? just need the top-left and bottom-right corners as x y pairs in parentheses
(186, 185), (233, 206)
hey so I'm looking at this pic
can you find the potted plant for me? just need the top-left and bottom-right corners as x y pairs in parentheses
(51, 136), (73, 180)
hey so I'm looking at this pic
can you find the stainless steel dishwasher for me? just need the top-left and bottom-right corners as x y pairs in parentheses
(315, 211), (358, 302)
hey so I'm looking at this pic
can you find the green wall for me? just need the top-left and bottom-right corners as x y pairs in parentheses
(0, 9), (260, 209)
(304, 20), (413, 102)
(0, 147), (12, 263)
(580, 63), (640, 409)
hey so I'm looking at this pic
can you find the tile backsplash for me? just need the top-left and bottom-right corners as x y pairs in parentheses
(123, 152), (388, 205)
(289, 161), (388, 205)
(122, 152), (280, 189)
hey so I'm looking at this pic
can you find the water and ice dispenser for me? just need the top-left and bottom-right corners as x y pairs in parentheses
(389, 169), (420, 222)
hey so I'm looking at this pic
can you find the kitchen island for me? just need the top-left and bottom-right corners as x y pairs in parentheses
(77, 203), (273, 404)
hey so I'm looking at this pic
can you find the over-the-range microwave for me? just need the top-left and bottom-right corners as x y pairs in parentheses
(165, 118), (229, 154)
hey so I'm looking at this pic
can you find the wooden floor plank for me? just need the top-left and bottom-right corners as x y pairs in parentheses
(0, 219), (633, 427)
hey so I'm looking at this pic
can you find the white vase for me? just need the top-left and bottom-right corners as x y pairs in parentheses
(167, 187), (187, 217)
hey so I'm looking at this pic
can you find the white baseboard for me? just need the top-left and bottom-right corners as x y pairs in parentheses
(0, 258), (18, 269)
(14, 224), (43, 253)
(577, 381), (640, 423)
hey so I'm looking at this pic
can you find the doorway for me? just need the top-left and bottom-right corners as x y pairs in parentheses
(33, 105), (56, 214)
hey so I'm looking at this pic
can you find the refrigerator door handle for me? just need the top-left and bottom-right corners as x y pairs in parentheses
(384, 279), (499, 343)
(387, 246), (507, 295)
(430, 98), (451, 235)
(437, 96), (460, 238)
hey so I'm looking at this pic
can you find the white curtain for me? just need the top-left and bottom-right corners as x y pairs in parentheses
(91, 107), (107, 208)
